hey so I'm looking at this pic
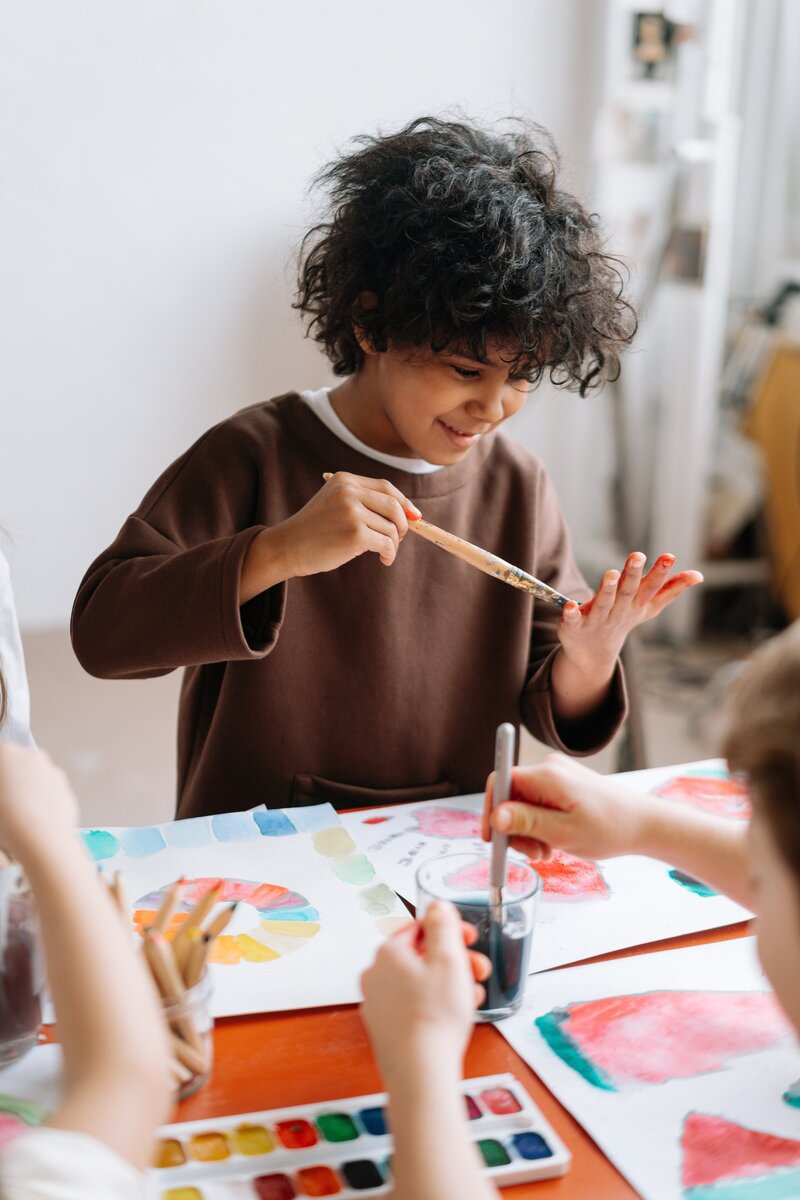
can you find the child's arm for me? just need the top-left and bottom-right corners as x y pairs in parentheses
(551, 552), (703, 725)
(360, 902), (497, 1200)
(240, 471), (420, 603)
(0, 745), (171, 1169)
(481, 754), (753, 911)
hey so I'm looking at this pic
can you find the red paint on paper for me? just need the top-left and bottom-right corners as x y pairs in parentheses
(556, 991), (788, 1087)
(655, 774), (751, 820)
(682, 1112), (800, 1188)
(414, 807), (482, 838)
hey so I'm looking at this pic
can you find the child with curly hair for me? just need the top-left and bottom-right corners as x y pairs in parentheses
(72, 117), (701, 820)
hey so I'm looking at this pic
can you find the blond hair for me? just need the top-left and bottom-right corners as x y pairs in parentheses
(722, 623), (800, 882)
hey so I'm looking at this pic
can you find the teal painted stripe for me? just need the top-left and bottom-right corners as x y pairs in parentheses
(534, 1010), (616, 1091)
(687, 1168), (800, 1199)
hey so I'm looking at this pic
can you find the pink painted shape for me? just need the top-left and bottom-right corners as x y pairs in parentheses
(563, 991), (789, 1087)
(534, 849), (609, 900)
(654, 774), (751, 820)
(445, 858), (533, 895)
(682, 1111), (800, 1188)
(415, 807), (482, 838)
(362, 816), (389, 825)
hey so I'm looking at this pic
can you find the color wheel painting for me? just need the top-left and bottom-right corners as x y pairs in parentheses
(682, 1113), (800, 1200)
(535, 991), (790, 1091)
(134, 878), (321, 964)
(79, 803), (408, 1018)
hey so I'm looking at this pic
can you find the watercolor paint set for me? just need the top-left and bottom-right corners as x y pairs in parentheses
(148, 1072), (570, 1198)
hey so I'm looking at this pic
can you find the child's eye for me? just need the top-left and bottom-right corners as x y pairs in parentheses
(451, 364), (481, 379)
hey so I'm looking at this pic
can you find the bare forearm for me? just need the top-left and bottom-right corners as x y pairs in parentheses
(550, 649), (616, 723)
(20, 836), (169, 1161)
(386, 1062), (497, 1200)
(633, 801), (752, 910)
(240, 525), (293, 604)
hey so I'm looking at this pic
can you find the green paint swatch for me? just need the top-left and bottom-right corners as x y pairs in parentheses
(333, 853), (375, 885)
(317, 1112), (359, 1142)
(359, 883), (397, 916)
(478, 1139), (511, 1168)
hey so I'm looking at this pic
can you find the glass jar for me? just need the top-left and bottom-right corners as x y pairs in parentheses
(162, 972), (214, 1101)
(0, 864), (44, 1065)
(417, 851), (541, 1022)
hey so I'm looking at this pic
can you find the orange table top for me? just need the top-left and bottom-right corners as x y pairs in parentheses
(174, 919), (754, 1198)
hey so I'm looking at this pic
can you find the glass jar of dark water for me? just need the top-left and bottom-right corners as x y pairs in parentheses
(0, 864), (44, 1064)
(416, 852), (541, 1021)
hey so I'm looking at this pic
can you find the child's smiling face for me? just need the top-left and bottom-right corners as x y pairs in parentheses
(330, 342), (532, 465)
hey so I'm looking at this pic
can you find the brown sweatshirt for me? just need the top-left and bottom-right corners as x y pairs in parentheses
(71, 393), (626, 818)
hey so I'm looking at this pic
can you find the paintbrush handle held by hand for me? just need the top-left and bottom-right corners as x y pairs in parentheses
(322, 472), (570, 607)
(490, 723), (514, 906)
(408, 518), (570, 608)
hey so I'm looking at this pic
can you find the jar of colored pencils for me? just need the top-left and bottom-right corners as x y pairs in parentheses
(0, 864), (44, 1065)
(162, 970), (213, 1101)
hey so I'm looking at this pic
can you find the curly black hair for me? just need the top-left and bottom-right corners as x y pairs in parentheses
(295, 116), (636, 395)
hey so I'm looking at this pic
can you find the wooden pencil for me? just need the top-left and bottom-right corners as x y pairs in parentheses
(170, 879), (223, 961)
(183, 932), (209, 990)
(151, 876), (185, 934)
(202, 901), (238, 941)
(321, 473), (571, 608)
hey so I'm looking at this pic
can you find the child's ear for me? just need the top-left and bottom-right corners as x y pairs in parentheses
(353, 292), (379, 355)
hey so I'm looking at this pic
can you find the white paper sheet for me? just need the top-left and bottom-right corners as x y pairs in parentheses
(79, 804), (410, 1018)
(341, 759), (751, 972)
(496, 937), (800, 1200)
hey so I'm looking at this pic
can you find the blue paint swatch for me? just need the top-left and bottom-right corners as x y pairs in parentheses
(81, 829), (120, 862)
(118, 826), (166, 859)
(287, 803), (337, 834)
(212, 811), (259, 842)
(358, 1107), (387, 1136)
(254, 809), (297, 837)
(272, 907), (320, 922)
(513, 1131), (553, 1160)
(162, 817), (213, 850)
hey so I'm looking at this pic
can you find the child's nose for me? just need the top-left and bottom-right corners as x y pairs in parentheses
(468, 382), (516, 424)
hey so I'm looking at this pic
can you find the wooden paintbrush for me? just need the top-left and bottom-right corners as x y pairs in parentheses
(321, 473), (570, 608)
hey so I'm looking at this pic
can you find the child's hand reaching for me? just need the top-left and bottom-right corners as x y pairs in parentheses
(558, 552), (703, 673)
(360, 902), (490, 1084)
(0, 744), (79, 859)
(481, 753), (644, 862)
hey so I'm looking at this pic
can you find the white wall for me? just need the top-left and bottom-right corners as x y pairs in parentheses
(0, 0), (607, 629)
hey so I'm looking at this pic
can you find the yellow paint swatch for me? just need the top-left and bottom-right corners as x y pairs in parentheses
(235, 934), (280, 963)
(152, 1138), (186, 1168)
(230, 1123), (276, 1155)
(312, 827), (356, 857)
(258, 920), (320, 939)
(189, 1131), (230, 1161)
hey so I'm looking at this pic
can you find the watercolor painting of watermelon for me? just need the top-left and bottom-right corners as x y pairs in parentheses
(681, 1113), (800, 1199)
(342, 760), (751, 973)
(498, 938), (800, 1200)
(535, 991), (790, 1091)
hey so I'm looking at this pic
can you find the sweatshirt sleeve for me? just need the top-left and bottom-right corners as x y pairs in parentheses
(521, 469), (627, 755)
(70, 420), (286, 679)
